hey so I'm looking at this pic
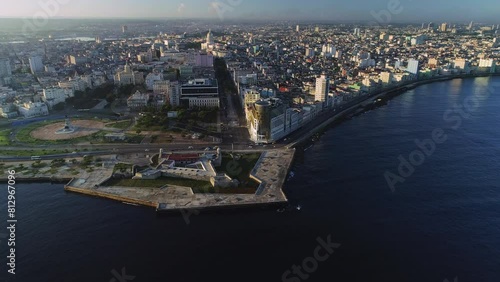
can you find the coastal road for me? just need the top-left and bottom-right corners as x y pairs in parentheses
(0, 143), (282, 161)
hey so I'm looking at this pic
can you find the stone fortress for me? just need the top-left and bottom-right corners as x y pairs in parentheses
(133, 148), (240, 188)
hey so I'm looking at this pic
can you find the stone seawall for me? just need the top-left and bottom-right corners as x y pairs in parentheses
(64, 185), (157, 207)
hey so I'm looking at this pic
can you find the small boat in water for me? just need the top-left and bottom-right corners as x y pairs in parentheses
(296, 205), (302, 211)
(122, 202), (140, 206)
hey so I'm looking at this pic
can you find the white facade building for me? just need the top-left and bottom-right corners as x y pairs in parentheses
(58, 77), (89, 93)
(479, 59), (496, 72)
(169, 82), (180, 107)
(145, 72), (164, 90)
(42, 88), (73, 108)
(127, 91), (149, 110)
(407, 59), (420, 75)
(315, 74), (330, 103)
(180, 79), (219, 108)
(29, 56), (44, 74)
(18, 102), (49, 118)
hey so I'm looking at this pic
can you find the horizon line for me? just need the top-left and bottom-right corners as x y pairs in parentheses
(0, 16), (496, 25)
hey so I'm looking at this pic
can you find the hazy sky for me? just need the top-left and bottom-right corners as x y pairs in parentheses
(1, 0), (499, 22)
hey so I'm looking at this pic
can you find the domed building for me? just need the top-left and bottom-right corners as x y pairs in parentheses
(202, 29), (215, 50)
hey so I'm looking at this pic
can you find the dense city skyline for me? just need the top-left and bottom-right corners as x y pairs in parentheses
(1, 0), (500, 23)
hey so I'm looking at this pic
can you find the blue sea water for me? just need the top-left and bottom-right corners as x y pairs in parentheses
(2, 76), (500, 282)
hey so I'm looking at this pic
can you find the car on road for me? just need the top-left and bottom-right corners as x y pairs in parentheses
(188, 146), (194, 149)
(145, 149), (149, 152)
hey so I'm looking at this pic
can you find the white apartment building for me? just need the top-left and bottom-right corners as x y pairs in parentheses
(180, 79), (220, 108)
(478, 59), (496, 73)
(315, 74), (330, 103)
(127, 91), (149, 110)
(42, 88), (73, 108)
(145, 72), (164, 90)
(29, 56), (44, 74)
(169, 82), (180, 107)
(0, 58), (12, 78)
(407, 59), (420, 75)
(18, 102), (49, 118)
(189, 97), (220, 108)
(58, 77), (89, 93)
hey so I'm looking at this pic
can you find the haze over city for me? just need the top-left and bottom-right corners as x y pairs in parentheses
(0, 0), (499, 22)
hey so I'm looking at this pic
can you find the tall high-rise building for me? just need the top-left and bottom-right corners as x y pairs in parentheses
(468, 21), (474, 30)
(169, 82), (180, 107)
(29, 56), (43, 74)
(206, 29), (214, 45)
(440, 23), (448, 32)
(305, 48), (315, 58)
(122, 25), (128, 33)
(407, 59), (419, 75)
(315, 74), (330, 103)
(315, 26), (320, 33)
(296, 25), (300, 32)
(0, 58), (12, 78)
(353, 28), (361, 36)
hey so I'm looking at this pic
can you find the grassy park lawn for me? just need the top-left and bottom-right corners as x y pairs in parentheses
(14, 120), (136, 145)
(218, 153), (261, 188)
(113, 163), (133, 173)
(103, 177), (257, 194)
(16, 121), (101, 145)
(104, 177), (213, 190)
(0, 129), (10, 145)
(106, 120), (132, 130)
(0, 149), (72, 156)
